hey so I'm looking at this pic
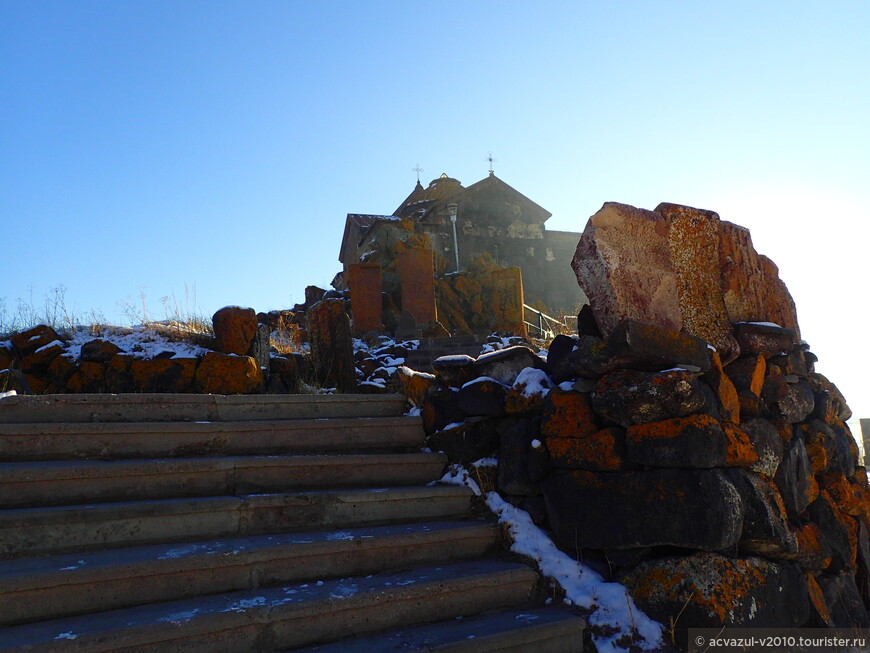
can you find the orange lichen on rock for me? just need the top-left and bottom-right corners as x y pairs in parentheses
(540, 389), (597, 439)
(625, 554), (772, 623)
(805, 573), (832, 625)
(396, 365), (435, 408)
(131, 358), (197, 393)
(705, 351), (740, 423)
(546, 428), (626, 471)
(818, 474), (861, 517)
(659, 202), (740, 362)
(66, 361), (105, 393)
(626, 413), (720, 441)
(195, 352), (262, 395)
(792, 522), (833, 570)
(722, 423), (759, 467)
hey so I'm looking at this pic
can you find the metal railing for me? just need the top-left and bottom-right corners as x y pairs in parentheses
(523, 304), (568, 339)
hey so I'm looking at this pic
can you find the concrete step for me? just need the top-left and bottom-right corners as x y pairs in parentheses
(0, 560), (539, 652)
(295, 608), (584, 652)
(0, 416), (424, 461)
(0, 393), (408, 424)
(0, 452), (448, 508)
(0, 485), (474, 559)
(0, 520), (499, 626)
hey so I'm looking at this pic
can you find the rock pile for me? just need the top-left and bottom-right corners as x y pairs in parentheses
(411, 202), (868, 644)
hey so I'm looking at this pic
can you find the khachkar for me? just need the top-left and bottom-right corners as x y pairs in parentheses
(563, 201), (866, 642)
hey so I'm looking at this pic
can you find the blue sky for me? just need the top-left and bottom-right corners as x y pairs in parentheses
(1, 2), (868, 422)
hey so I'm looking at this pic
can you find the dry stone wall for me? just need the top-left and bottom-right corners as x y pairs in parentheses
(411, 201), (868, 646)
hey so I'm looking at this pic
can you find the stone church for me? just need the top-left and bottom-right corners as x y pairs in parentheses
(339, 172), (585, 315)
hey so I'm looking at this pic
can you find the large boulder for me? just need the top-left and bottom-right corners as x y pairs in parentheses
(539, 389), (597, 439)
(546, 427), (627, 472)
(621, 553), (809, 644)
(130, 358), (197, 393)
(212, 306), (258, 356)
(541, 468), (743, 551)
(656, 202), (740, 361)
(10, 325), (63, 356)
(571, 202), (801, 359)
(625, 414), (729, 469)
(572, 202), (680, 337)
(591, 368), (710, 428)
(195, 352), (263, 395)
(80, 339), (122, 363)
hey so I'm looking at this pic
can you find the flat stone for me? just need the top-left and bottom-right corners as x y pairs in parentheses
(742, 418), (784, 477)
(432, 355), (477, 388)
(733, 322), (797, 358)
(195, 352), (263, 395)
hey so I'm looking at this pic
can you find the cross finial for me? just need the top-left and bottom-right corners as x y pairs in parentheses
(412, 163), (423, 183)
(487, 152), (496, 176)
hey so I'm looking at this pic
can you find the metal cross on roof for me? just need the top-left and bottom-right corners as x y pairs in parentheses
(487, 152), (496, 176)
(412, 163), (423, 183)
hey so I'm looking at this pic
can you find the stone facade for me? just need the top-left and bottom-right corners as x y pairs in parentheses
(339, 173), (585, 316)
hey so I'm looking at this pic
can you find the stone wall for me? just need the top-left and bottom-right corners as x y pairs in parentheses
(410, 202), (869, 644)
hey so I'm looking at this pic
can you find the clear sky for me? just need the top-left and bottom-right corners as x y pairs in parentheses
(1, 2), (868, 425)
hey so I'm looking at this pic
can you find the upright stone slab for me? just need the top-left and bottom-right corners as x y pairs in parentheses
(347, 263), (384, 336)
(491, 267), (527, 337)
(657, 203), (740, 362)
(572, 202), (680, 337)
(306, 298), (355, 393)
(718, 221), (800, 337)
(397, 245), (437, 325)
(213, 306), (258, 356)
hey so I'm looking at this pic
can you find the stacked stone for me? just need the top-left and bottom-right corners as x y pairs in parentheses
(410, 201), (869, 643)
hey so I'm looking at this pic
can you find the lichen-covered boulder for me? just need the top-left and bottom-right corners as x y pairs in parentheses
(66, 361), (106, 393)
(195, 352), (263, 395)
(539, 389), (597, 439)
(546, 427), (627, 472)
(625, 414), (729, 469)
(504, 367), (553, 414)
(541, 468), (744, 551)
(20, 340), (64, 373)
(130, 358), (197, 393)
(80, 339), (122, 363)
(742, 418), (785, 477)
(106, 353), (136, 393)
(10, 324), (63, 356)
(621, 553), (809, 644)
(396, 365), (436, 407)
(212, 306), (258, 356)
(592, 368), (711, 428)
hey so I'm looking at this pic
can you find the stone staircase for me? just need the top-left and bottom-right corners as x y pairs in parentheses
(0, 393), (584, 652)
